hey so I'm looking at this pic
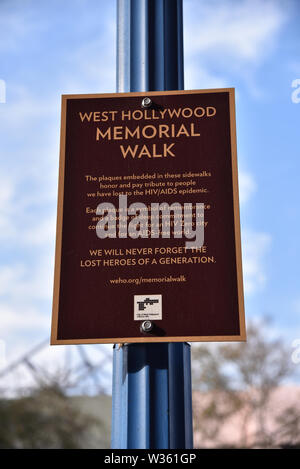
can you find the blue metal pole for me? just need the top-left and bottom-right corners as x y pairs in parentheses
(112, 0), (193, 449)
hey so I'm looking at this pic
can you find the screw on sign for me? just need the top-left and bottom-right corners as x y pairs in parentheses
(140, 320), (153, 333)
(141, 96), (152, 108)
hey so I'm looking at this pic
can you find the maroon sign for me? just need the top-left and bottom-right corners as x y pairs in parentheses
(51, 89), (246, 344)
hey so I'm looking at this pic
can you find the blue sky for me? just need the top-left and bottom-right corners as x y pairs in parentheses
(0, 0), (300, 379)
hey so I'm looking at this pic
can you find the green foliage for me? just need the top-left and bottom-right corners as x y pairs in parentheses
(0, 385), (97, 449)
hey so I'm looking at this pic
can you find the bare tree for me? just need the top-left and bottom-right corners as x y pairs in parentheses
(192, 320), (300, 448)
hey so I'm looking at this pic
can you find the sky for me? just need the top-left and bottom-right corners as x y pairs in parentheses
(0, 0), (300, 388)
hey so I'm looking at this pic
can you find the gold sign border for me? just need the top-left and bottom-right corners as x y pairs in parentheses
(51, 88), (246, 345)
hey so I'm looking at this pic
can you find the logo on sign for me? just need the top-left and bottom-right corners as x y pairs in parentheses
(134, 295), (162, 320)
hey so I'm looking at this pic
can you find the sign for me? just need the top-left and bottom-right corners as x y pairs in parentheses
(51, 89), (246, 344)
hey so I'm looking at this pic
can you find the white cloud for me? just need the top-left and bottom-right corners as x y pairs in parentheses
(0, 85), (59, 132)
(22, 214), (56, 247)
(236, 168), (270, 296)
(0, 265), (26, 297)
(291, 298), (300, 315)
(0, 168), (57, 247)
(238, 170), (257, 205)
(242, 229), (271, 295)
(67, 32), (115, 93)
(184, 0), (290, 95)
(184, 0), (289, 63)
(0, 302), (49, 335)
(185, 64), (228, 91)
(0, 178), (16, 238)
(0, 254), (54, 303)
(0, 4), (46, 53)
